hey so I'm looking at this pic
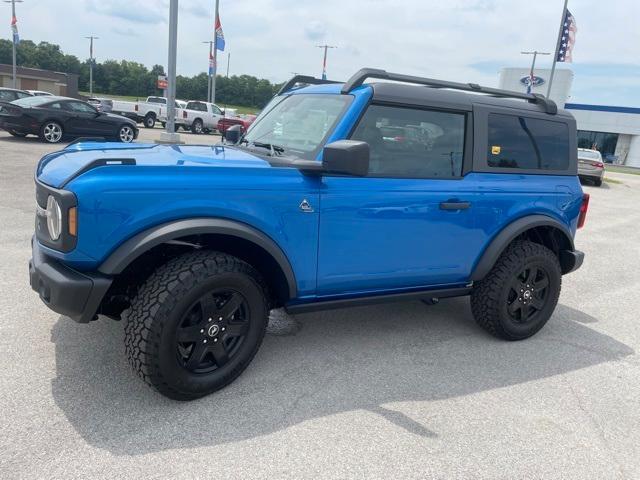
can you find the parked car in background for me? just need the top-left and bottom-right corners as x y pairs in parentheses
(181, 101), (224, 134)
(0, 95), (138, 143)
(0, 87), (32, 102)
(111, 96), (169, 128)
(577, 148), (605, 186)
(217, 114), (256, 138)
(27, 90), (54, 96)
(159, 99), (189, 131)
(87, 97), (114, 113)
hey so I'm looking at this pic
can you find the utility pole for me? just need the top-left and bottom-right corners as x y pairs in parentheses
(316, 45), (336, 80)
(520, 50), (549, 93)
(85, 36), (99, 96)
(4, 0), (23, 89)
(159, 0), (180, 143)
(226, 52), (230, 78)
(203, 40), (213, 102)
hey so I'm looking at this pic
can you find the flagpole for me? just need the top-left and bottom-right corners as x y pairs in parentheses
(85, 36), (99, 96)
(211, 0), (219, 104)
(4, 0), (23, 89)
(203, 40), (213, 102)
(546, 0), (569, 99)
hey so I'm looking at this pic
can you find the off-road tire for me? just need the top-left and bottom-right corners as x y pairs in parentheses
(470, 240), (561, 341)
(124, 251), (269, 400)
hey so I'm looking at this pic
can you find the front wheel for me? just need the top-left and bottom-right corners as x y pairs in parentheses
(118, 124), (135, 143)
(470, 240), (561, 340)
(124, 251), (269, 400)
(39, 121), (63, 143)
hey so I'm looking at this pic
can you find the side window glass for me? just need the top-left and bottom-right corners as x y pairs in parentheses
(49, 103), (62, 109)
(0, 91), (15, 100)
(66, 101), (96, 113)
(351, 105), (466, 178)
(212, 105), (222, 115)
(487, 114), (569, 170)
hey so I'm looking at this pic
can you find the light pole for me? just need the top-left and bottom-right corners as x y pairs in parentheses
(4, 0), (23, 89)
(316, 44), (336, 80)
(520, 50), (549, 93)
(85, 36), (99, 96)
(159, 0), (181, 143)
(203, 40), (213, 102)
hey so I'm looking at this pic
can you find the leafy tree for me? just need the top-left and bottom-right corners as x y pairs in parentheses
(0, 38), (283, 109)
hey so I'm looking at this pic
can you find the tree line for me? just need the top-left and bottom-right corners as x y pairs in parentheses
(0, 39), (282, 109)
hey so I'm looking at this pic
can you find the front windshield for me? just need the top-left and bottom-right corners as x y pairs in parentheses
(243, 93), (352, 159)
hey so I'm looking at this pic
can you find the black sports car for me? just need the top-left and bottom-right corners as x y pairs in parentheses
(0, 95), (138, 143)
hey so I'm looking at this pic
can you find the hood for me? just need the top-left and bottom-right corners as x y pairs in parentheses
(36, 142), (271, 188)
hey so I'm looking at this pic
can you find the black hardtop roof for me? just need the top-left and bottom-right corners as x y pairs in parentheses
(369, 82), (574, 119)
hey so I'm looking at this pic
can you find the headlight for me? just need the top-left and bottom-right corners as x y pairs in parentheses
(46, 195), (62, 241)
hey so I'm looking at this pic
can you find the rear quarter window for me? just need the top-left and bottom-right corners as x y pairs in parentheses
(487, 113), (569, 171)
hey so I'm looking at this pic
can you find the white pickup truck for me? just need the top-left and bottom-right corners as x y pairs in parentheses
(110, 96), (189, 129)
(180, 101), (225, 134)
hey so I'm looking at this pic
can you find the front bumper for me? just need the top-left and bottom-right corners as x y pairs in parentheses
(29, 238), (112, 323)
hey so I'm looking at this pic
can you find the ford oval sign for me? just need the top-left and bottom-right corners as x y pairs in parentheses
(520, 75), (545, 87)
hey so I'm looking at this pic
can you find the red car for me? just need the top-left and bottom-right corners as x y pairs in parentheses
(217, 114), (256, 137)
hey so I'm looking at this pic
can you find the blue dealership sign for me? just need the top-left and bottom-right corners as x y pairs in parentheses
(520, 75), (545, 87)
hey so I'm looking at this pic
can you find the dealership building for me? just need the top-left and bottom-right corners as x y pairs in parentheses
(499, 67), (640, 167)
(0, 64), (79, 98)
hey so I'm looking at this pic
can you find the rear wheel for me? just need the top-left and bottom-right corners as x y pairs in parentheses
(8, 130), (27, 138)
(39, 121), (63, 143)
(124, 251), (269, 400)
(471, 240), (561, 340)
(594, 178), (603, 187)
(191, 119), (204, 134)
(144, 114), (156, 129)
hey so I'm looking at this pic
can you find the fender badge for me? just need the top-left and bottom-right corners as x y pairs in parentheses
(299, 199), (314, 213)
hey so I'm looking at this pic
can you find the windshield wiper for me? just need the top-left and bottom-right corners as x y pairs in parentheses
(249, 141), (285, 156)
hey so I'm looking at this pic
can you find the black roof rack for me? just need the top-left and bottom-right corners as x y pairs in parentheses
(277, 75), (341, 96)
(341, 68), (558, 114)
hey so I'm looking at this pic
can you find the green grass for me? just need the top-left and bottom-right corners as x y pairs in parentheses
(606, 165), (640, 176)
(79, 91), (258, 114)
(604, 177), (624, 184)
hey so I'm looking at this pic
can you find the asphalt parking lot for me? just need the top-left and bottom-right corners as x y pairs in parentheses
(1, 128), (640, 479)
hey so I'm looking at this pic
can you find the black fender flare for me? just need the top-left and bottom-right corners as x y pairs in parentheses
(98, 218), (298, 299)
(470, 215), (575, 281)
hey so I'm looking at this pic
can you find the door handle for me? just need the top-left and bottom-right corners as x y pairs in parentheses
(440, 201), (471, 210)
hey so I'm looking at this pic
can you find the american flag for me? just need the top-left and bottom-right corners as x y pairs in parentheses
(10, 15), (19, 45)
(557, 9), (577, 63)
(215, 15), (225, 52)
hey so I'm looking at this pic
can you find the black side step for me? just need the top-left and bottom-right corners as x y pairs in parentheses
(285, 286), (471, 314)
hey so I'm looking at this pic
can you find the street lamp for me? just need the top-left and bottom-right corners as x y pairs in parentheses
(159, 0), (181, 143)
(4, 0), (23, 89)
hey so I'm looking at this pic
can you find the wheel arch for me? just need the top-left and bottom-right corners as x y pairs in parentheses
(470, 215), (576, 281)
(98, 218), (298, 304)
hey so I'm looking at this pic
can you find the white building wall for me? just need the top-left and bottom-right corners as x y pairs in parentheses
(614, 135), (631, 165)
(498, 68), (573, 106)
(627, 136), (640, 167)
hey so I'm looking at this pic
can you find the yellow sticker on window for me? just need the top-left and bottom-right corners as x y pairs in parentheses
(491, 145), (501, 155)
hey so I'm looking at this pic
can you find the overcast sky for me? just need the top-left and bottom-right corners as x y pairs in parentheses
(8, 0), (640, 106)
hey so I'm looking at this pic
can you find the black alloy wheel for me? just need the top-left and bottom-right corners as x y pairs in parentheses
(176, 289), (250, 373)
(505, 264), (550, 323)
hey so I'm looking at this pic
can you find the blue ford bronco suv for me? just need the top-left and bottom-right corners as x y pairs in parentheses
(29, 69), (588, 400)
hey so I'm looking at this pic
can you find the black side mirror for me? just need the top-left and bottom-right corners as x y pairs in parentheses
(225, 124), (243, 145)
(322, 140), (369, 176)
